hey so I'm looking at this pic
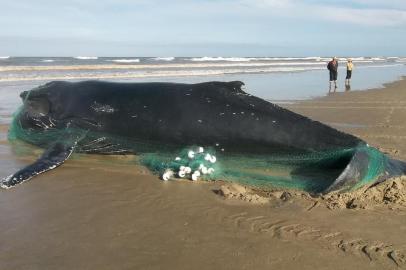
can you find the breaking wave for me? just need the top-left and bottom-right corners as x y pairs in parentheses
(263, 57), (325, 61)
(189, 56), (332, 62)
(0, 66), (324, 82)
(74, 56), (98, 60)
(191, 57), (253, 62)
(187, 56), (388, 62)
(0, 56), (403, 83)
(108, 59), (140, 63)
(0, 62), (329, 73)
(151, 57), (175, 61)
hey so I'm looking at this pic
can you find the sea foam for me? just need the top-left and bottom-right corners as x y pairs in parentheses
(190, 57), (252, 62)
(109, 59), (140, 63)
(152, 57), (175, 61)
(189, 56), (331, 62)
(74, 56), (98, 60)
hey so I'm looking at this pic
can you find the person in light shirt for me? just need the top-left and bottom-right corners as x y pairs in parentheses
(345, 59), (354, 86)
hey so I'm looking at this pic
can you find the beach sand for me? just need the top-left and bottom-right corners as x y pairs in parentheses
(1, 79), (406, 269)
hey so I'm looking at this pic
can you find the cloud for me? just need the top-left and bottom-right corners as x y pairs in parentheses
(239, 0), (294, 9)
(315, 6), (406, 26)
(0, 0), (405, 56)
(349, 0), (406, 10)
(236, 0), (406, 26)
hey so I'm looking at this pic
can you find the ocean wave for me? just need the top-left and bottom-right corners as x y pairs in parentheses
(41, 59), (55, 63)
(189, 56), (349, 62)
(262, 57), (325, 61)
(334, 57), (376, 63)
(357, 63), (404, 69)
(108, 59), (140, 63)
(190, 57), (253, 62)
(0, 58), (400, 74)
(0, 62), (328, 72)
(151, 57), (175, 61)
(354, 60), (374, 63)
(388, 57), (402, 62)
(0, 66), (325, 82)
(340, 57), (365, 61)
(369, 57), (385, 61)
(0, 61), (402, 83)
(340, 57), (388, 62)
(0, 56), (10, 59)
(245, 57), (325, 61)
(74, 56), (98, 60)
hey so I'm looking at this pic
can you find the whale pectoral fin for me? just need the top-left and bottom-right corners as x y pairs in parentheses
(1, 141), (77, 189)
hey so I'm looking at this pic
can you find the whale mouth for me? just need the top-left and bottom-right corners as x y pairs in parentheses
(20, 88), (51, 120)
(18, 93), (54, 131)
(25, 97), (50, 119)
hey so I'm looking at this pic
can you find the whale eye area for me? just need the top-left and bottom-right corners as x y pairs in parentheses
(24, 97), (50, 119)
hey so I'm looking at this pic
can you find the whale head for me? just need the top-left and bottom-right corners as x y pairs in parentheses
(19, 86), (56, 131)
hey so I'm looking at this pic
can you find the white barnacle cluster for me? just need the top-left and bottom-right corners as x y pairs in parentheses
(161, 146), (217, 182)
(91, 101), (115, 113)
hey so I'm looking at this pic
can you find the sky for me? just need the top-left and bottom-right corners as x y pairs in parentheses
(0, 0), (405, 57)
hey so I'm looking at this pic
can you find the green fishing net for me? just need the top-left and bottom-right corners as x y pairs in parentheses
(8, 105), (392, 193)
(140, 144), (389, 193)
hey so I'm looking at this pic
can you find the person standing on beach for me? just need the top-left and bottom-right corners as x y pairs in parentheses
(345, 59), (353, 86)
(327, 57), (338, 92)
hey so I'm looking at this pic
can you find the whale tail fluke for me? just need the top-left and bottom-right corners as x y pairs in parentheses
(382, 158), (406, 183)
(324, 146), (406, 193)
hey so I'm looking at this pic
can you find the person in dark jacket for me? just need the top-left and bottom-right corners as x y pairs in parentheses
(327, 57), (338, 92)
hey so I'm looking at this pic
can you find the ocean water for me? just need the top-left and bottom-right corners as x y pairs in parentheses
(0, 56), (405, 124)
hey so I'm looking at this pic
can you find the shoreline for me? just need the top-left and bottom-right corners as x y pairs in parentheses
(272, 75), (406, 103)
(1, 63), (405, 103)
(284, 76), (406, 160)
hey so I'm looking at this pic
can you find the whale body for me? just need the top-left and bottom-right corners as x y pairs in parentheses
(2, 80), (405, 192)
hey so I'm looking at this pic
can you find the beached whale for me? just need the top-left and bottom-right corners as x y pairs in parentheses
(1, 80), (405, 192)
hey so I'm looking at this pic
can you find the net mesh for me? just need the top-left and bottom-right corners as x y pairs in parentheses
(140, 145), (390, 193)
(8, 106), (392, 193)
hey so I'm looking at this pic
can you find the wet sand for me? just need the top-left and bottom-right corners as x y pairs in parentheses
(284, 78), (406, 161)
(1, 78), (406, 269)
